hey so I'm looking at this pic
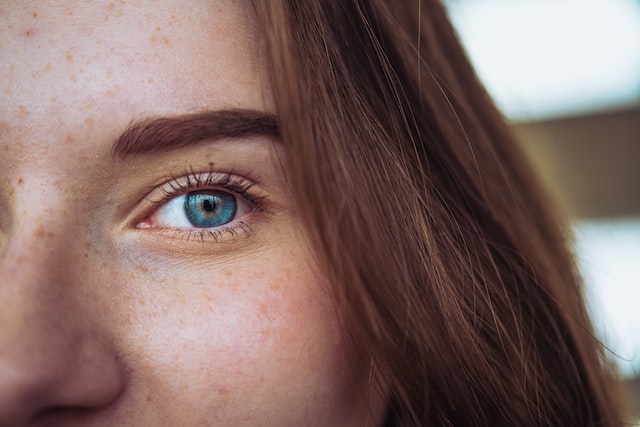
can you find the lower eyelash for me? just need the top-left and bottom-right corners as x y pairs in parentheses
(181, 221), (254, 243)
(149, 220), (255, 244)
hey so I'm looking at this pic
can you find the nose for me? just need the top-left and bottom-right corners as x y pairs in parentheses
(0, 229), (125, 425)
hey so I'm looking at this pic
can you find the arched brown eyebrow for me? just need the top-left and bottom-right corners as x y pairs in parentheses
(111, 109), (280, 159)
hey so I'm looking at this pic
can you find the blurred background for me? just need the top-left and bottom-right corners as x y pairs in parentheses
(444, 0), (640, 419)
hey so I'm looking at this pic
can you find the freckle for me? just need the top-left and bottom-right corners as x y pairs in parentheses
(70, 74), (77, 82)
(65, 135), (74, 144)
(107, 70), (113, 79)
(84, 117), (94, 127)
(136, 265), (149, 273)
(224, 270), (232, 277)
(32, 11), (38, 18)
(33, 227), (52, 239)
(17, 177), (23, 185)
(162, 36), (171, 46)
(155, 26), (161, 31)
(150, 35), (157, 43)
(146, 76), (154, 84)
(18, 105), (28, 117)
(66, 53), (73, 63)
(23, 29), (36, 38)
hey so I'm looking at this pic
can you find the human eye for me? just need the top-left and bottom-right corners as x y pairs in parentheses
(136, 169), (266, 243)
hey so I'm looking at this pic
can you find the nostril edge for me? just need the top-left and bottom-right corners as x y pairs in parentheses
(31, 405), (96, 424)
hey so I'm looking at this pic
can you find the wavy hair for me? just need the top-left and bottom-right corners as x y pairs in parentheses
(251, 1), (625, 425)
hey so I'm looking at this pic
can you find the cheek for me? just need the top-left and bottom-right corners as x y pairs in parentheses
(107, 249), (359, 424)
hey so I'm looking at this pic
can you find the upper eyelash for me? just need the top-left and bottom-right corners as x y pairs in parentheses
(149, 168), (267, 211)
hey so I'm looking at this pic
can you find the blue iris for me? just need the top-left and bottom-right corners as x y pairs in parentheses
(184, 191), (237, 228)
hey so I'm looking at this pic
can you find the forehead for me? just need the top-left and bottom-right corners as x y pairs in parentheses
(0, 1), (270, 136)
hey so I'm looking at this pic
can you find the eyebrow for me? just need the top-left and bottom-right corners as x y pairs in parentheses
(111, 109), (280, 159)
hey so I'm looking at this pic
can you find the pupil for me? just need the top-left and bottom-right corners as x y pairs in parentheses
(202, 199), (215, 212)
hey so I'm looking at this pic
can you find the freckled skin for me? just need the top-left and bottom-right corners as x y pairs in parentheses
(0, 1), (385, 426)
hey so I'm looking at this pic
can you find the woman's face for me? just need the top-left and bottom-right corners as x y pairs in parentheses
(0, 2), (383, 425)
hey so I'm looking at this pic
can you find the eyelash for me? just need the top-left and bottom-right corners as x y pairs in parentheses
(139, 168), (267, 243)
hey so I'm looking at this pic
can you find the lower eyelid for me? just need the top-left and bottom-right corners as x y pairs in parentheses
(138, 220), (256, 245)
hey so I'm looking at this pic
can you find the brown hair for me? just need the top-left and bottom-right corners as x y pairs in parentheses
(252, 0), (625, 425)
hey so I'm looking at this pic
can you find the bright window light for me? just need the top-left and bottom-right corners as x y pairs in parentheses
(574, 217), (640, 377)
(446, 0), (640, 120)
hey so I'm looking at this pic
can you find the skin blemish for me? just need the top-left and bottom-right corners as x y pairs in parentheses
(147, 76), (154, 84)
(22, 28), (36, 38)
(149, 26), (171, 46)
(66, 54), (74, 63)
(33, 227), (54, 239)
(64, 135), (75, 144)
(224, 270), (232, 278)
(17, 178), (23, 185)
(32, 11), (38, 18)
(107, 1), (124, 18)
(84, 117), (94, 127)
